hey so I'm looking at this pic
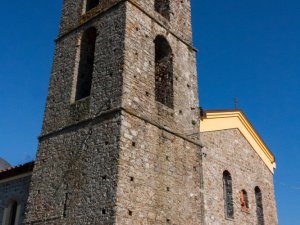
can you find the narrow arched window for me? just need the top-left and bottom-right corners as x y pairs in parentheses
(240, 189), (249, 212)
(75, 27), (97, 101)
(154, 35), (174, 108)
(223, 171), (234, 219)
(154, 0), (171, 20)
(255, 187), (265, 225)
(86, 0), (99, 12)
(8, 201), (18, 225)
(4, 201), (19, 225)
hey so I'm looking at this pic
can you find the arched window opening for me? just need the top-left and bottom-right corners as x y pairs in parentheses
(255, 187), (265, 225)
(3, 201), (19, 225)
(86, 0), (99, 12)
(154, 35), (174, 108)
(223, 171), (234, 219)
(9, 201), (17, 225)
(154, 0), (171, 20)
(240, 189), (249, 212)
(75, 27), (97, 101)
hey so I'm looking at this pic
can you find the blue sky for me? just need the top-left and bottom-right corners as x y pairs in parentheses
(0, 0), (299, 224)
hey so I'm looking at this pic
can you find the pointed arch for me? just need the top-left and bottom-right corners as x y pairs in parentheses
(154, 35), (174, 108)
(255, 187), (265, 225)
(154, 0), (171, 20)
(223, 171), (234, 219)
(75, 27), (97, 101)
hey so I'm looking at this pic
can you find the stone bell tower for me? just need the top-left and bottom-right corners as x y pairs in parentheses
(24, 0), (203, 224)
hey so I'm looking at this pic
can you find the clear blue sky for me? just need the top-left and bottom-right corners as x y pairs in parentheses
(0, 0), (299, 224)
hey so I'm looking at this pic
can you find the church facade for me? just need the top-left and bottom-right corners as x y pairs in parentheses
(201, 110), (278, 225)
(0, 1), (278, 225)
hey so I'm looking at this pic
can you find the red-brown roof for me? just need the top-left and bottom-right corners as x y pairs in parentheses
(0, 161), (34, 181)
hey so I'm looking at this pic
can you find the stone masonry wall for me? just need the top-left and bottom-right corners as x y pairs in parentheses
(115, 111), (203, 225)
(25, 5), (127, 222)
(201, 129), (278, 225)
(0, 175), (32, 225)
(58, 0), (192, 44)
(25, 0), (202, 224)
(41, 3), (126, 135)
(123, 1), (199, 137)
(24, 113), (122, 225)
(58, 0), (123, 36)
(126, 0), (193, 44)
(114, 2), (203, 223)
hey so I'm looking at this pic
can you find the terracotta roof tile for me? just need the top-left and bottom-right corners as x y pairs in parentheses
(0, 161), (34, 180)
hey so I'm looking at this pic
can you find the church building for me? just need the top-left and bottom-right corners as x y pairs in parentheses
(0, 1), (278, 225)
(201, 110), (278, 224)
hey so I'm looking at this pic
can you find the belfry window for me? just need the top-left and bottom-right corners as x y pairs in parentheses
(223, 171), (234, 219)
(255, 187), (265, 225)
(154, 35), (174, 108)
(86, 0), (99, 12)
(240, 189), (249, 212)
(154, 0), (171, 20)
(75, 27), (97, 101)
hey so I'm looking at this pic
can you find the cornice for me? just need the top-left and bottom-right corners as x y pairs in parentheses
(200, 110), (276, 173)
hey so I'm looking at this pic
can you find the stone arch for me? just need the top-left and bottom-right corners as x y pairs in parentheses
(75, 27), (97, 101)
(154, 35), (174, 108)
(223, 170), (234, 219)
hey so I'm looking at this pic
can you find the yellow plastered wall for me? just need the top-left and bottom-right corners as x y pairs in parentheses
(200, 111), (276, 173)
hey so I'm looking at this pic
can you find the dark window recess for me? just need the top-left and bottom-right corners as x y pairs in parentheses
(154, 35), (174, 108)
(240, 190), (249, 212)
(154, 0), (171, 20)
(223, 171), (234, 219)
(76, 27), (97, 101)
(8, 201), (18, 225)
(86, 0), (99, 12)
(255, 187), (265, 225)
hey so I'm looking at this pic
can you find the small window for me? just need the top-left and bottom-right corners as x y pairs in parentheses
(255, 187), (265, 225)
(75, 27), (97, 101)
(154, 0), (171, 20)
(240, 190), (249, 212)
(3, 200), (19, 225)
(154, 35), (174, 108)
(8, 202), (18, 225)
(86, 0), (99, 12)
(223, 171), (234, 219)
